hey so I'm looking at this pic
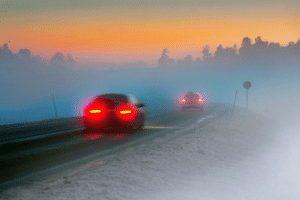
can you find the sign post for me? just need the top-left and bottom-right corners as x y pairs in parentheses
(243, 81), (251, 112)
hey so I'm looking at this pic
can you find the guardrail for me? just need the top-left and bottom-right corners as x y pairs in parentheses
(0, 116), (84, 143)
(0, 116), (81, 129)
(0, 101), (233, 144)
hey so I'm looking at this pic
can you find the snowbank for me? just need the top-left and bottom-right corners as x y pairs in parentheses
(1, 109), (299, 200)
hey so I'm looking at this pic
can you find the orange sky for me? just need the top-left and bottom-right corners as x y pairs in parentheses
(1, 1), (299, 63)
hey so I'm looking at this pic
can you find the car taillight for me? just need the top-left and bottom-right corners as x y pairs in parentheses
(117, 104), (136, 121)
(198, 98), (203, 102)
(89, 110), (101, 113)
(181, 99), (186, 103)
(120, 110), (132, 114)
(84, 102), (106, 121)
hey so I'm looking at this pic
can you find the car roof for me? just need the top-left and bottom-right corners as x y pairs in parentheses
(93, 93), (140, 106)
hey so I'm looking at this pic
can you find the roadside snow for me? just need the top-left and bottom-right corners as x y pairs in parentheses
(2, 110), (299, 200)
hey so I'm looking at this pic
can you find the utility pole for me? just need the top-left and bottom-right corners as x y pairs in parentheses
(232, 90), (238, 114)
(52, 94), (58, 118)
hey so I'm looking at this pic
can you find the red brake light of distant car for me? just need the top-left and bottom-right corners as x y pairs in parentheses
(198, 98), (203, 102)
(117, 105), (136, 121)
(181, 99), (186, 103)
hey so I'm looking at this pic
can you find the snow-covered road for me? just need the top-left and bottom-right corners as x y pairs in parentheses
(1, 108), (299, 200)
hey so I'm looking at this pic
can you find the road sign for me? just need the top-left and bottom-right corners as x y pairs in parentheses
(243, 81), (251, 89)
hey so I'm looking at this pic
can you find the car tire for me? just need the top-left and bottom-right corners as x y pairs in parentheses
(138, 120), (144, 131)
(132, 120), (143, 132)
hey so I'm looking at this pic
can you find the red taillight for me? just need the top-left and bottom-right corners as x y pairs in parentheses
(84, 102), (106, 122)
(120, 110), (132, 114)
(198, 98), (203, 102)
(181, 99), (186, 103)
(89, 110), (101, 113)
(117, 104), (136, 121)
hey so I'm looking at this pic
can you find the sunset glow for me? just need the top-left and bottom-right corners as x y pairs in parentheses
(1, 0), (299, 63)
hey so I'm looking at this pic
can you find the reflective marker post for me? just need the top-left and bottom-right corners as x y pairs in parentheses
(52, 94), (58, 119)
(243, 81), (251, 112)
(232, 90), (238, 114)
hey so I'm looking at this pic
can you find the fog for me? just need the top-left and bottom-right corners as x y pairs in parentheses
(3, 84), (300, 200)
(140, 115), (300, 200)
(1, 64), (299, 125)
(1, 38), (300, 125)
(1, 39), (300, 199)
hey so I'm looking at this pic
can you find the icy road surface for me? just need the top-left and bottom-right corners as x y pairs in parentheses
(1, 109), (299, 200)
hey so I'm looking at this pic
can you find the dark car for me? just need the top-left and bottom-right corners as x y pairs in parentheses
(83, 94), (145, 133)
(180, 92), (204, 111)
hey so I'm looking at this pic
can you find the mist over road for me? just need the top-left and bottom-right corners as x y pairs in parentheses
(2, 102), (297, 200)
(0, 101), (220, 190)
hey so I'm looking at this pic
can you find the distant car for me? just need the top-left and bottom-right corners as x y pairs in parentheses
(180, 92), (204, 111)
(83, 94), (145, 133)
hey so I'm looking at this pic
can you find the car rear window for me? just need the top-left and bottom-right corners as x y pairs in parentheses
(93, 94), (129, 109)
(185, 94), (198, 99)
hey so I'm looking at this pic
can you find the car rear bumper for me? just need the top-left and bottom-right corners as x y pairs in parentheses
(181, 104), (204, 109)
(83, 117), (141, 132)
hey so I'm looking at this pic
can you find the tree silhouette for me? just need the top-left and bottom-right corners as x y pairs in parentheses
(253, 36), (269, 58)
(202, 45), (213, 62)
(51, 52), (66, 64)
(195, 57), (202, 63)
(158, 48), (171, 66)
(267, 42), (281, 60)
(214, 44), (238, 61)
(239, 37), (253, 59)
(176, 59), (183, 65)
(18, 49), (31, 59)
(169, 58), (175, 65)
(214, 45), (223, 59)
(241, 37), (252, 48)
(66, 54), (75, 64)
(0, 43), (14, 63)
(183, 55), (193, 64)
